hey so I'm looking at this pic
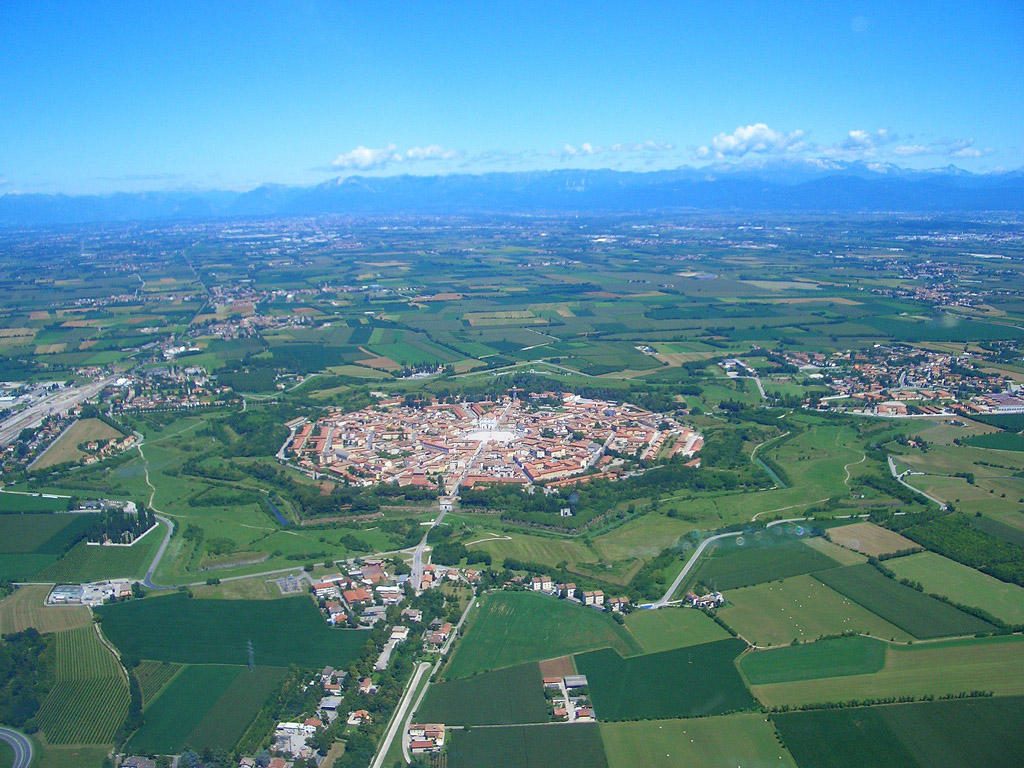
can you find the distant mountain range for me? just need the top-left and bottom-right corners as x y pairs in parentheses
(2, 161), (1022, 225)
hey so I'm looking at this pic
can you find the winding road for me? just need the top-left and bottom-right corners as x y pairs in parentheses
(0, 726), (33, 768)
(888, 455), (948, 510)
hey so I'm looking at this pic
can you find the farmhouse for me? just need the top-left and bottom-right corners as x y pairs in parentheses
(408, 723), (446, 754)
(685, 590), (725, 609)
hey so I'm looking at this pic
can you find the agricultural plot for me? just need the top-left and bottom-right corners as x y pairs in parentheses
(36, 626), (129, 744)
(134, 660), (183, 705)
(448, 722), (608, 768)
(687, 536), (842, 591)
(773, 696), (1024, 768)
(0, 513), (99, 580)
(31, 418), (125, 469)
(740, 636), (887, 685)
(416, 662), (548, 725)
(443, 591), (640, 680)
(127, 664), (286, 753)
(575, 639), (755, 720)
(886, 551), (1024, 625)
(0, 584), (90, 634)
(600, 713), (797, 768)
(96, 593), (368, 668)
(827, 522), (921, 558)
(718, 574), (913, 646)
(752, 635), (1024, 707)
(35, 520), (167, 583)
(624, 607), (730, 654)
(814, 564), (995, 639)
(0, 492), (69, 513)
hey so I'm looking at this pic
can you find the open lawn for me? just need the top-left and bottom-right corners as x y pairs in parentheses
(687, 536), (842, 591)
(752, 635), (1024, 706)
(887, 550), (1024, 625)
(0, 585), (90, 634)
(773, 695), (1024, 768)
(601, 713), (797, 768)
(827, 522), (921, 558)
(718, 573), (913, 646)
(624, 607), (730, 654)
(443, 591), (640, 679)
(448, 722), (608, 768)
(814, 564), (995, 639)
(575, 638), (755, 720)
(740, 636), (887, 685)
(96, 593), (368, 668)
(416, 662), (548, 725)
(36, 626), (129, 744)
(32, 418), (124, 469)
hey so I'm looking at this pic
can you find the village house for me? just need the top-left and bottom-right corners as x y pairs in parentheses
(347, 709), (372, 726)
(583, 590), (605, 606)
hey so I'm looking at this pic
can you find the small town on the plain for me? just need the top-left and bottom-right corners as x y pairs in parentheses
(2, 3), (1024, 768)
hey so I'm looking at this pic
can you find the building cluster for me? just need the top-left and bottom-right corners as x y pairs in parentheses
(287, 392), (702, 496)
(522, 574), (631, 613)
(47, 579), (134, 606)
(103, 366), (234, 412)
(310, 558), (404, 626)
(684, 590), (725, 609)
(542, 674), (594, 722)
(777, 345), (1024, 417)
(407, 723), (446, 755)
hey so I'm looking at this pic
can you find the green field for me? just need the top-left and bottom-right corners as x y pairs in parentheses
(443, 591), (641, 679)
(886, 551), (1024, 625)
(624, 608), (730, 654)
(134, 660), (183, 705)
(718, 573), (914, 646)
(752, 635), (1024, 706)
(35, 520), (167, 582)
(0, 492), (69, 513)
(773, 696), (1024, 768)
(575, 639), (755, 720)
(814, 564), (995, 639)
(126, 664), (286, 753)
(96, 593), (368, 667)
(0, 513), (96, 554)
(36, 626), (129, 744)
(688, 536), (842, 591)
(448, 722), (608, 768)
(740, 636), (887, 685)
(601, 713), (798, 768)
(416, 662), (548, 725)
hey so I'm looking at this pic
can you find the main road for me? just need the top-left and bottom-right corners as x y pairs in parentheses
(0, 726), (33, 768)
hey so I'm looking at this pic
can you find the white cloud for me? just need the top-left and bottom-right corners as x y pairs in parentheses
(330, 143), (460, 172)
(891, 137), (988, 159)
(561, 142), (598, 157)
(839, 128), (896, 151)
(696, 123), (806, 160)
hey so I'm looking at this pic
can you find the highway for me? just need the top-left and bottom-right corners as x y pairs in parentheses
(0, 726), (33, 768)
(0, 376), (114, 446)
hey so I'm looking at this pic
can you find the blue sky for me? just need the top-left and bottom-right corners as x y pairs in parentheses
(1, 1), (1022, 194)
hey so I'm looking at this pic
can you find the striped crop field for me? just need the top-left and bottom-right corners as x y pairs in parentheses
(36, 626), (129, 744)
(135, 660), (183, 706)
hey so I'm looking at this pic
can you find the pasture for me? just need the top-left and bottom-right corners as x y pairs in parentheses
(96, 593), (369, 668)
(127, 664), (287, 753)
(0, 584), (90, 634)
(814, 564), (995, 639)
(624, 607), (730, 654)
(752, 635), (1024, 706)
(687, 536), (841, 591)
(415, 662), (548, 725)
(740, 636), (887, 685)
(773, 695), (1024, 768)
(886, 551), (1024, 625)
(600, 713), (798, 768)
(448, 722), (608, 768)
(36, 626), (129, 744)
(827, 521), (921, 557)
(575, 639), (755, 720)
(718, 573), (913, 646)
(443, 591), (640, 679)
